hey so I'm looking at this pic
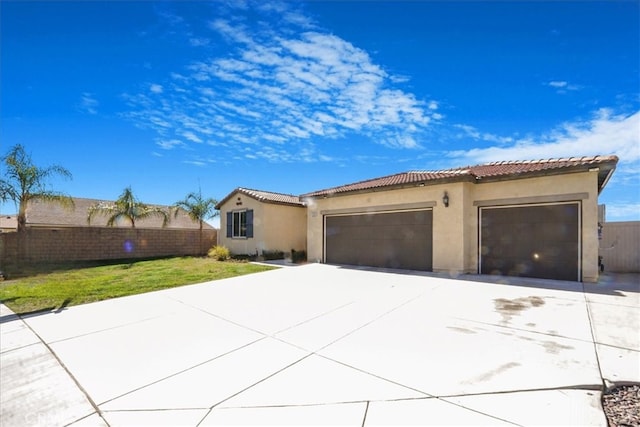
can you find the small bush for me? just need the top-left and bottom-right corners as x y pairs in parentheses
(291, 249), (307, 263)
(208, 245), (230, 261)
(230, 254), (256, 262)
(262, 249), (285, 261)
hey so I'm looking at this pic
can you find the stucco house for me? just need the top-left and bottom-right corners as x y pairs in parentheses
(217, 155), (618, 282)
(215, 188), (306, 257)
(0, 215), (18, 232)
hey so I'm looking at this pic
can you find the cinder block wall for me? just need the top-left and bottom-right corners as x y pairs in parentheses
(600, 221), (640, 273)
(0, 227), (217, 269)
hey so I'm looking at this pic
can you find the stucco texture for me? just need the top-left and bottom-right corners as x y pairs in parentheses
(306, 170), (600, 282)
(218, 192), (306, 257)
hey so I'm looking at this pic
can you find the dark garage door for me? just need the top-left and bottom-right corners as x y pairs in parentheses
(325, 210), (432, 271)
(480, 203), (580, 281)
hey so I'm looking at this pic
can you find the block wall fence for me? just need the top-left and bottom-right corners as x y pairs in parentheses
(0, 227), (217, 270)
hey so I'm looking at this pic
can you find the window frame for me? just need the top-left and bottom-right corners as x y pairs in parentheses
(231, 210), (247, 238)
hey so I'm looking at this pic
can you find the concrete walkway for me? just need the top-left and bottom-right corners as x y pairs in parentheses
(1, 265), (638, 426)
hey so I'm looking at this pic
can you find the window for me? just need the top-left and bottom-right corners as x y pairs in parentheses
(233, 211), (247, 237)
(226, 209), (253, 238)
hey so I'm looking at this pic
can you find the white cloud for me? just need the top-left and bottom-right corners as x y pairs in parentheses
(453, 124), (513, 144)
(606, 202), (640, 220)
(183, 160), (207, 167)
(156, 139), (184, 150)
(79, 92), (99, 114)
(449, 109), (640, 164)
(181, 131), (202, 143)
(548, 81), (568, 88)
(390, 74), (410, 84)
(124, 4), (438, 163)
(150, 84), (164, 94)
(208, 19), (253, 45)
(189, 37), (210, 47)
(547, 80), (581, 94)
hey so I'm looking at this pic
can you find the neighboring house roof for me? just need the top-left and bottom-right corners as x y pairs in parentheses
(215, 188), (305, 209)
(25, 197), (214, 229)
(302, 155), (619, 198)
(0, 215), (18, 231)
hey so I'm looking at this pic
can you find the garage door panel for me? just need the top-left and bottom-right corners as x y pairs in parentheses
(325, 210), (432, 271)
(481, 204), (579, 281)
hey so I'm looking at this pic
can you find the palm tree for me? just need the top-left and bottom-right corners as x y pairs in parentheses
(87, 186), (169, 228)
(0, 144), (74, 232)
(173, 188), (218, 254)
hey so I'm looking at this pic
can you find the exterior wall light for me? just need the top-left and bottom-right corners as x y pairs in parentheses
(443, 192), (449, 207)
(236, 197), (242, 206)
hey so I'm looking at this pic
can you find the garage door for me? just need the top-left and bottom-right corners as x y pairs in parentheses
(325, 210), (432, 271)
(480, 203), (580, 281)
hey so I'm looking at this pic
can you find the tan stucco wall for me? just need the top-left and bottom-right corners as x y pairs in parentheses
(262, 203), (307, 253)
(218, 192), (306, 257)
(306, 170), (601, 281)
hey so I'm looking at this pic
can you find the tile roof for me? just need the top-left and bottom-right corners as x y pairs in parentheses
(25, 197), (214, 229)
(215, 188), (304, 209)
(302, 155), (618, 198)
(0, 215), (18, 231)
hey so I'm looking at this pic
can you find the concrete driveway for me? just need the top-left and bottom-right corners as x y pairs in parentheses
(1, 264), (638, 426)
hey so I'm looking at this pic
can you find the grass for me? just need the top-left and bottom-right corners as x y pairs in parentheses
(0, 257), (276, 315)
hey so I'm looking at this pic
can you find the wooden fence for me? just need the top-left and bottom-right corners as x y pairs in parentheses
(0, 227), (217, 271)
(600, 221), (640, 273)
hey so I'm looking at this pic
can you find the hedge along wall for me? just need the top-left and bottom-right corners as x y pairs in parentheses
(0, 227), (218, 269)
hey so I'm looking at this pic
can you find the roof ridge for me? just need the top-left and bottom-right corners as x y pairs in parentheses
(302, 154), (618, 198)
(303, 171), (410, 196)
(479, 154), (615, 167)
(238, 187), (300, 198)
(409, 168), (471, 175)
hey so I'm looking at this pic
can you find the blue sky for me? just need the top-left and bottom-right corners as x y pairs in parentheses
(2, 0), (639, 227)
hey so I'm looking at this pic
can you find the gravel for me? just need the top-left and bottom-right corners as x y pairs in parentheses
(602, 384), (640, 427)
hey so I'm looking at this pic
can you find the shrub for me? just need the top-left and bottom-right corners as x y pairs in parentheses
(208, 245), (230, 261)
(230, 254), (256, 262)
(262, 249), (285, 261)
(291, 249), (307, 263)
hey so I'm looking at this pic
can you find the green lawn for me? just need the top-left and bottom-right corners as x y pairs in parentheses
(0, 257), (276, 315)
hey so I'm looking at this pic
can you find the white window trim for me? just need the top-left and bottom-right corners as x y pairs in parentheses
(231, 210), (248, 239)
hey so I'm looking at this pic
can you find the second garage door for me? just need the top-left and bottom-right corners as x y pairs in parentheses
(480, 203), (580, 281)
(325, 209), (433, 271)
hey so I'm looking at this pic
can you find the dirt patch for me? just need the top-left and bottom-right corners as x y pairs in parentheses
(541, 340), (574, 354)
(446, 326), (477, 334)
(494, 296), (545, 324)
(467, 362), (521, 383)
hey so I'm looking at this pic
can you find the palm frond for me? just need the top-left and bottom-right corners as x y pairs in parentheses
(87, 187), (169, 228)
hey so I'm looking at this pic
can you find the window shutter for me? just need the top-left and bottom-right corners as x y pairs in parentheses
(226, 212), (232, 238)
(246, 209), (254, 238)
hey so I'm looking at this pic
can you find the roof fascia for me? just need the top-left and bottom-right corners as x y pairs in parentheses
(471, 162), (618, 186)
(303, 174), (476, 200)
(215, 189), (242, 210)
(215, 189), (304, 210)
(598, 165), (616, 194)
